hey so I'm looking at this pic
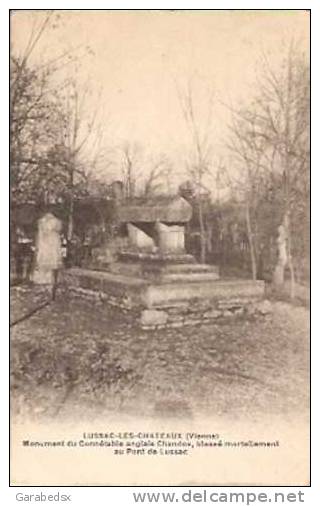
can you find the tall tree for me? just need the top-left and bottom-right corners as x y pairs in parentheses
(227, 41), (310, 291)
(10, 11), (86, 206)
(10, 11), (61, 203)
(119, 141), (142, 199)
(142, 154), (172, 197)
(177, 78), (215, 263)
(116, 143), (171, 199)
(54, 78), (104, 240)
(11, 11), (105, 246)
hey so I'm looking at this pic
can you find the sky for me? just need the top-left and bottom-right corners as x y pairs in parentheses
(11, 10), (310, 190)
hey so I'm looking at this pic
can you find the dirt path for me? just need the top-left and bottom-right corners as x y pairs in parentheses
(10, 288), (309, 424)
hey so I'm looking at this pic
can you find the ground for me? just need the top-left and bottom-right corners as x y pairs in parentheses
(10, 285), (309, 424)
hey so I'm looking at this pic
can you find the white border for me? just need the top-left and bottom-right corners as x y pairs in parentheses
(2, 2), (317, 504)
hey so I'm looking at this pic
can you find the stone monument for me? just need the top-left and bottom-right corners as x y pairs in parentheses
(33, 212), (63, 285)
(61, 195), (266, 328)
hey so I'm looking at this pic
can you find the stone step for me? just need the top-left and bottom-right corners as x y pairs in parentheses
(120, 251), (196, 264)
(160, 272), (220, 283)
(143, 279), (265, 308)
(160, 263), (219, 274)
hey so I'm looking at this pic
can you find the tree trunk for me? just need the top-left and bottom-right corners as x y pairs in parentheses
(287, 254), (296, 299)
(198, 198), (206, 264)
(67, 197), (74, 242)
(245, 200), (257, 280)
(67, 166), (74, 242)
(286, 217), (296, 299)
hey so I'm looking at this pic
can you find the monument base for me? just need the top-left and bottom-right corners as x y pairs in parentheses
(118, 250), (196, 264)
(108, 261), (220, 283)
(60, 267), (266, 329)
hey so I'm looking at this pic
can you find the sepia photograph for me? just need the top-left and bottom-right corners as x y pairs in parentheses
(9, 9), (310, 486)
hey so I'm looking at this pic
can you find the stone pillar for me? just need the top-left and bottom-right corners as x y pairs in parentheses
(33, 212), (63, 285)
(127, 223), (155, 250)
(156, 222), (185, 253)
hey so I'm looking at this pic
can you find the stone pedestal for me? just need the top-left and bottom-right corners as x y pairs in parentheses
(156, 222), (185, 253)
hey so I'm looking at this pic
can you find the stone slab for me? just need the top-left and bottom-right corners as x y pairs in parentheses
(117, 196), (192, 224)
(63, 267), (148, 287)
(60, 267), (264, 313)
(160, 272), (220, 283)
(107, 261), (220, 283)
(141, 309), (168, 326)
(119, 251), (196, 264)
(142, 279), (265, 308)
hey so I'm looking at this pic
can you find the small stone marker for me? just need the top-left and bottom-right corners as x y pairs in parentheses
(141, 309), (168, 327)
(33, 212), (63, 285)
